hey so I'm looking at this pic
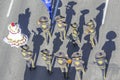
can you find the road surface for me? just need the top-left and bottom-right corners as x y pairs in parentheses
(0, 0), (120, 80)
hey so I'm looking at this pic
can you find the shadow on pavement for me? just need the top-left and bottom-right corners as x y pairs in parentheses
(78, 9), (89, 41)
(24, 66), (50, 80)
(52, 0), (62, 16)
(24, 66), (76, 80)
(32, 28), (44, 65)
(66, 38), (80, 58)
(18, 8), (31, 39)
(107, 63), (120, 79)
(94, 3), (105, 42)
(65, 1), (76, 34)
(69, 67), (76, 80)
(52, 32), (63, 54)
(81, 35), (93, 70)
(51, 0), (62, 35)
(102, 31), (116, 77)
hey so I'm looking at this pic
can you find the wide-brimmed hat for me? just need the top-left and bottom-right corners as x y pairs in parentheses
(41, 49), (50, 54)
(71, 23), (78, 28)
(21, 45), (29, 50)
(72, 52), (82, 58)
(55, 52), (66, 57)
(55, 15), (65, 21)
(39, 16), (48, 22)
(95, 52), (106, 59)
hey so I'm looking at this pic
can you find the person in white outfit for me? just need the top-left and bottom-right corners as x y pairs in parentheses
(3, 22), (28, 48)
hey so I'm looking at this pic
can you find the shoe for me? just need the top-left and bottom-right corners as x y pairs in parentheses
(29, 67), (32, 71)
(63, 72), (69, 79)
(47, 70), (53, 75)
(29, 67), (36, 71)
(32, 67), (36, 70)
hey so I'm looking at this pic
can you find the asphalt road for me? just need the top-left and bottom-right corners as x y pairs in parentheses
(0, 0), (120, 80)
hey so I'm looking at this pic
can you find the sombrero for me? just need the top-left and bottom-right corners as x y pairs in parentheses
(39, 16), (48, 22)
(95, 52), (106, 58)
(71, 23), (78, 28)
(72, 52), (82, 58)
(55, 15), (65, 21)
(41, 49), (50, 55)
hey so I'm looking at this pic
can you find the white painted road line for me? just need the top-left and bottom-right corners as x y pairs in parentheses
(102, 0), (109, 25)
(6, 0), (14, 18)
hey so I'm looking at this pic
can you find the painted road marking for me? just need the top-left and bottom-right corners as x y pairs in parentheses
(6, 0), (14, 17)
(102, 0), (109, 25)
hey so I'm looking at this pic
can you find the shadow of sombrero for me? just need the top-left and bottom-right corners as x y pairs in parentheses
(84, 35), (90, 41)
(37, 28), (43, 33)
(106, 31), (117, 40)
(81, 9), (89, 14)
(96, 3), (105, 10)
(58, 0), (62, 7)
(67, 1), (77, 6)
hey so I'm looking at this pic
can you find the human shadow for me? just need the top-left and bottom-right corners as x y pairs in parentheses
(24, 65), (76, 80)
(69, 67), (76, 80)
(51, 0), (62, 35)
(52, 32), (63, 54)
(32, 28), (44, 65)
(66, 39), (80, 58)
(78, 9), (89, 42)
(18, 8), (31, 39)
(81, 35), (93, 70)
(52, 0), (62, 16)
(65, 1), (76, 33)
(107, 63), (120, 80)
(24, 66), (50, 80)
(94, 3), (105, 42)
(102, 31), (116, 77)
(52, 59), (76, 80)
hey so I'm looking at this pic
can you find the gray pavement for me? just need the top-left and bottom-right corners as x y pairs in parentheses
(0, 0), (120, 80)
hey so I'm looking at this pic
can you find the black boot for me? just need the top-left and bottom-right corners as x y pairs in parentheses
(29, 67), (35, 71)
(72, 41), (77, 47)
(63, 72), (66, 79)
(29, 67), (36, 71)
(31, 66), (36, 70)
(47, 70), (53, 75)
(63, 72), (69, 79)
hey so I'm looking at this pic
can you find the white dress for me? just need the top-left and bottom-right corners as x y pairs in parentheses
(3, 24), (28, 48)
